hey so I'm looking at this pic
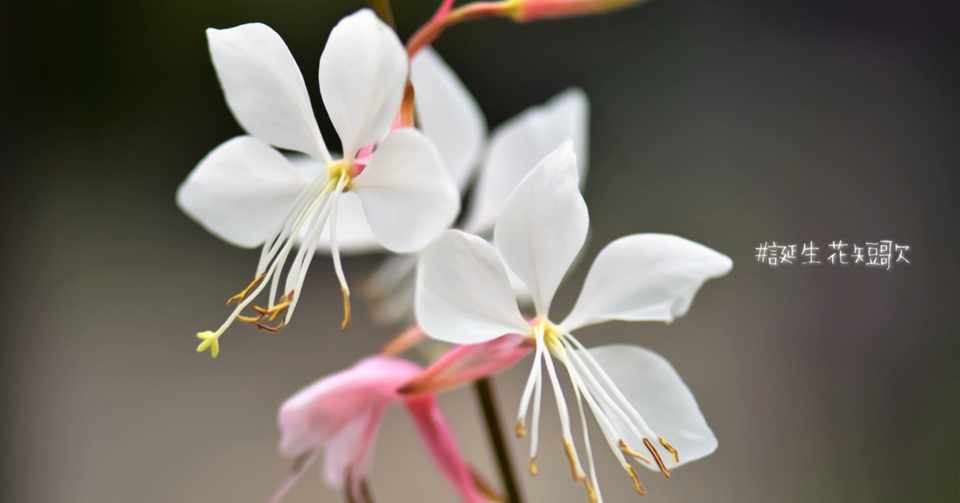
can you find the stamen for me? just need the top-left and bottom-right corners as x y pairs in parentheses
(642, 438), (671, 479)
(252, 291), (294, 322)
(255, 321), (287, 333)
(566, 350), (602, 503)
(328, 176), (352, 331)
(564, 439), (586, 482)
(529, 352), (543, 460)
(515, 419), (527, 439)
(516, 337), (544, 432)
(563, 334), (660, 441)
(528, 458), (539, 476)
(281, 183), (339, 325)
(583, 479), (599, 503)
(625, 465), (647, 496)
(555, 334), (636, 472)
(226, 274), (264, 305)
(542, 334), (586, 481)
(340, 287), (351, 330)
(520, 332), (545, 465)
(194, 177), (340, 358)
(236, 313), (262, 324)
(618, 439), (651, 464)
(659, 436), (680, 464)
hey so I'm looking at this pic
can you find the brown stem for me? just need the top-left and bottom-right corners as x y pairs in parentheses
(474, 377), (525, 503)
(369, 0), (396, 27)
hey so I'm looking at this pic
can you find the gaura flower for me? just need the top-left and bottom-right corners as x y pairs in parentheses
(177, 10), (459, 357)
(414, 142), (732, 500)
(366, 74), (590, 324)
(272, 356), (486, 503)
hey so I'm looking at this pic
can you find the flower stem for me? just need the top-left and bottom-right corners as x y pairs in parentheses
(474, 377), (525, 503)
(369, 0), (396, 27)
(406, 1), (519, 57)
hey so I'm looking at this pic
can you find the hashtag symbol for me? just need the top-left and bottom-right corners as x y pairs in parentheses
(755, 242), (769, 264)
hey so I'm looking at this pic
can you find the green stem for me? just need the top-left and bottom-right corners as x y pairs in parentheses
(474, 377), (525, 503)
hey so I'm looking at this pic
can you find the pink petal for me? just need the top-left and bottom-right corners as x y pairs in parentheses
(268, 450), (319, 503)
(399, 335), (533, 395)
(405, 395), (485, 503)
(277, 356), (421, 458)
(323, 404), (389, 495)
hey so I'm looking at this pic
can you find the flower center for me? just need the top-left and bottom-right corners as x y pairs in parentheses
(530, 319), (563, 347)
(327, 160), (356, 191)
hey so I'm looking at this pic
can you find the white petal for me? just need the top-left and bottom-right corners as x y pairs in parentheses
(415, 230), (528, 344)
(411, 47), (486, 190)
(206, 24), (329, 161)
(285, 152), (327, 179)
(464, 88), (589, 233)
(367, 254), (419, 297)
(176, 136), (310, 248)
(313, 192), (382, 254)
(353, 129), (459, 253)
(365, 254), (419, 323)
(318, 9), (407, 156)
(494, 142), (588, 316)
(562, 234), (733, 331)
(587, 345), (717, 470)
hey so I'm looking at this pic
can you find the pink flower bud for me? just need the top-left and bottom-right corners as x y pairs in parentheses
(512, 0), (648, 22)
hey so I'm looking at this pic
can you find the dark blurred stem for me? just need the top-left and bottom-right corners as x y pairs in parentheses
(474, 377), (525, 503)
(369, 0), (396, 27)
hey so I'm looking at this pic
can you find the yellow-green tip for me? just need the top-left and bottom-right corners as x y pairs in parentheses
(196, 331), (220, 359)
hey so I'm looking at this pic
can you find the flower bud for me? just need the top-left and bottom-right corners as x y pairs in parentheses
(511, 0), (649, 22)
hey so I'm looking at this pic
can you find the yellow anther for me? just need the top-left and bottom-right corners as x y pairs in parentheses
(563, 439), (586, 482)
(659, 436), (680, 464)
(256, 320), (287, 333)
(237, 313), (262, 323)
(618, 439), (651, 464)
(625, 465), (647, 496)
(583, 479), (599, 503)
(226, 274), (264, 305)
(195, 331), (220, 359)
(643, 438), (671, 479)
(515, 420), (527, 439)
(340, 287), (352, 330)
(528, 458), (539, 476)
(251, 291), (294, 322)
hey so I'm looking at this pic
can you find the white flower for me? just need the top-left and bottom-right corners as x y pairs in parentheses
(365, 54), (590, 323)
(176, 10), (459, 357)
(414, 143), (732, 500)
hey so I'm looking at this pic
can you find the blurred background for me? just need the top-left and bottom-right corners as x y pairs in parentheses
(4, 0), (958, 502)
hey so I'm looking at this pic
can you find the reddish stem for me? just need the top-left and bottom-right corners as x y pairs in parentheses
(407, 1), (515, 57)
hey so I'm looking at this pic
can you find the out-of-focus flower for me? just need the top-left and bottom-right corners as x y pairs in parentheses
(461, 89), (588, 235)
(510, 0), (651, 22)
(415, 142), (732, 500)
(177, 10), (459, 357)
(364, 52), (589, 324)
(272, 356), (485, 503)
